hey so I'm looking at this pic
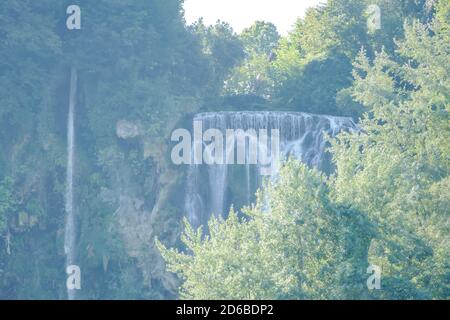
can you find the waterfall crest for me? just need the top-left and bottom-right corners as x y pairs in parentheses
(185, 111), (357, 228)
(65, 68), (77, 300)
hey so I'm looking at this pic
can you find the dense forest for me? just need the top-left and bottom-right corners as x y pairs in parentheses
(0, 0), (448, 299)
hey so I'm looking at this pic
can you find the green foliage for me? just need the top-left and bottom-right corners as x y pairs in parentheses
(0, 177), (16, 232)
(68, 0), (220, 299)
(1, 0), (448, 300)
(240, 21), (280, 56)
(159, 13), (449, 300)
(190, 19), (245, 96)
(331, 20), (449, 299)
(336, 16), (448, 298)
(223, 21), (278, 99)
(159, 161), (371, 299)
(0, 0), (220, 299)
(223, 53), (275, 98)
(436, 0), (450, 32)
(223, 0), (439, 116)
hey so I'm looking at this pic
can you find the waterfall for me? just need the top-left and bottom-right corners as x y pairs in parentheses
(65, 68), (77, 300)
(185, 111), (357, 228)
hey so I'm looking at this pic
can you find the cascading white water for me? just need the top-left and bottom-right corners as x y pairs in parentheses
(206, 115), (228, 218)
(185, 111), (357, 228)
(65, 68), (77, 300)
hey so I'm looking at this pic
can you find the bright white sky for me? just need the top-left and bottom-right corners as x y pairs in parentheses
(184, 0), (326, 35)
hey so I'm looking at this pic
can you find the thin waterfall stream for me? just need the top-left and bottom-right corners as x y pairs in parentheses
(65, 68), (78, 300)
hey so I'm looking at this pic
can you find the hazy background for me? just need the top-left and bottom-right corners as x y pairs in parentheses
(184, 0), (326, 34)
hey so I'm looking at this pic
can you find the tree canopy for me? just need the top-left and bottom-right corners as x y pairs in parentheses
(159, 1), (449, 300)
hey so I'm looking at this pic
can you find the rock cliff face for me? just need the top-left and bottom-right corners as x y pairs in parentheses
(99, 123), (184, 298)
(0, 67), (191, 299)
(0, 0), (209, 300)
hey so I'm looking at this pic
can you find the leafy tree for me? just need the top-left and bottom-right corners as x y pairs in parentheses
(436, 0), (450, 35)
(331, 19), (449, 299)
(223, 21), (279, 98)
(159, 161), (371, 299)
(224, 0), (440, 116)
(223, 52), (275, 98)
(240, 21), (280, 56)
(159, 13), (449, 301)
(190, 18), (245, 96)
